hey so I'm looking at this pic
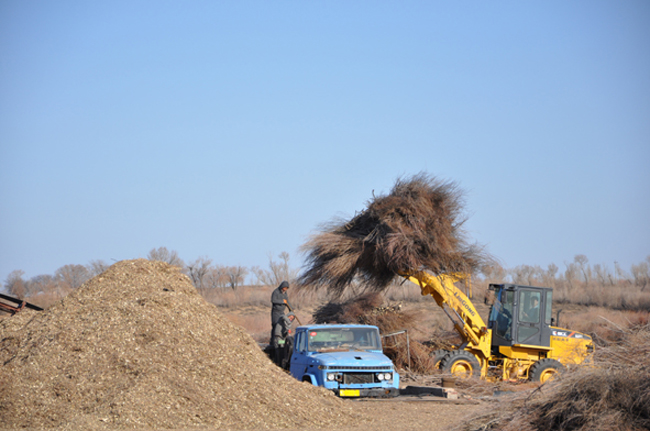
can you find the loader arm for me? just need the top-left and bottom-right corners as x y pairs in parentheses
(400, 271), (491, 359)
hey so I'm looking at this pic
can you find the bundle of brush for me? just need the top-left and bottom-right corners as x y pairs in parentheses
(312, 292), (416, 331)
(299, 173), (489, 294)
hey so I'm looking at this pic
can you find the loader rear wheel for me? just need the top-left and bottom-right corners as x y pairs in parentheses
(440, 350), (481, 378)
(430, 349), (450, 368)
(529, 358), (564, 383)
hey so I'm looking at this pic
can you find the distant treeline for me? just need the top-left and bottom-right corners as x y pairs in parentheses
(3, 248), (649, 311)
(3, 247), (297, 301)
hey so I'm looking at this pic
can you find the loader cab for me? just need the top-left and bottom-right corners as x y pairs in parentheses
(488, 284), (553, 348)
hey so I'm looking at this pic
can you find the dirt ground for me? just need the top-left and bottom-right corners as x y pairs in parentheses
(71, 398), (488, 431)
(268, 398), (488, 431)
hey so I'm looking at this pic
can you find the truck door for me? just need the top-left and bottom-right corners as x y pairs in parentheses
(516, 289), (542, 345)
(289, 330), (307, 380)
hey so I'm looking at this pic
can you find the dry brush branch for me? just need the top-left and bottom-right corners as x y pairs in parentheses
(298, 173), (493, 294)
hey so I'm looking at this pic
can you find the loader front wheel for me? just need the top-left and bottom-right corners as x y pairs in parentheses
(440, 350), (481, 378)
(430, 349), (450, 368)
(529, 358), (564, 383)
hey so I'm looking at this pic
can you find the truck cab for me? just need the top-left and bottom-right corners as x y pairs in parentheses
(289, 324), (399, 397)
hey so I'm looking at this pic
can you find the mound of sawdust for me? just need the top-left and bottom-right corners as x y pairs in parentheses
(0, 259), (359, 429)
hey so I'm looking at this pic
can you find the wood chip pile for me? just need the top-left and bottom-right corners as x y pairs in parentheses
(298, 173), (490, 294)
(0, 259), (358, 430)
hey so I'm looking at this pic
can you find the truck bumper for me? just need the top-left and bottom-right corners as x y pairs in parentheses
(334, 387), (399, 398)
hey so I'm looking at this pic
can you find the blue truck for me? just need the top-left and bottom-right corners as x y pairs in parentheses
(289, 324), (399, 397)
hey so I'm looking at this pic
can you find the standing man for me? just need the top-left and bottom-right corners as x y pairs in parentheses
(271, 280), (292, 327)
(272, 312), (296, 367)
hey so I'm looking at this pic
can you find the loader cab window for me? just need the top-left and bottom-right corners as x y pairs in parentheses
(517, 289), (542, 344)
(489, 288), (515, 340)
(519, 291), (541, 324)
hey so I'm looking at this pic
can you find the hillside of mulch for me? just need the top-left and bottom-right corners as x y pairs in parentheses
(0, 259), (359, 430)
(298, 173), (491, 294)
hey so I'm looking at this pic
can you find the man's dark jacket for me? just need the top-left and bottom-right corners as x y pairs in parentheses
(271, 281), (291, 325)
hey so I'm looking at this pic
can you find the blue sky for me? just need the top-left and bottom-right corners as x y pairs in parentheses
(1, 1), (649, 283)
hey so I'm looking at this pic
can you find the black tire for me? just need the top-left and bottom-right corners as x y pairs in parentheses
(529, 358), (564, 383)
(430, 349), (450, 368)
(440, 350), (481, 378)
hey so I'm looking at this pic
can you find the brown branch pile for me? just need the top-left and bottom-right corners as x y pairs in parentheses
(0, 259), (360, 430)
(299, 173), (490, 294)
(455, 323), (650, 431)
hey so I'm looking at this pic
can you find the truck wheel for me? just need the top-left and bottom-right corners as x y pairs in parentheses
(529, 358), (564, 383)
(430, 349), (450, 368)
(440, 350), (481, 378)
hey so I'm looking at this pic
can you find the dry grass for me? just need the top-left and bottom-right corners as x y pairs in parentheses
(223, 312), (273, 343)
(298, 173), (492, 294)
(554, 306), (649, 343)
(553, 282), (650, 311)
(454, 323), (650, 431)
(383, 281), (428, 303)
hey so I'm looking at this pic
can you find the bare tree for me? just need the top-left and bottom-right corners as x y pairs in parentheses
(147, 247), (184, 268)
(252, 252), (299, 287)
(593, 264), (615, 286)
(203, 265), (229, 289)
(563, 261), (578, 289)
(480, 263), (506, 283)
(55, 264), (90, 290)
(630, 259), (649, 291)
(87, 259), (110, 277)
(542, 263), (558, 288)
(27, 274), (57, 296)
(185, 257), (213, 290)
(574, 254), (591, 284)
(225, 266), (248, 290)
(510, 265), (541, 286)
(4, 270), (26, 298)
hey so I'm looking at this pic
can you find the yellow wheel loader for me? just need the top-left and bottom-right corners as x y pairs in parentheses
(402, 271), (593, 382)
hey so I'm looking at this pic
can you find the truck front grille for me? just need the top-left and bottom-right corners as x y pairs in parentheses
(343, 373), (374, 384)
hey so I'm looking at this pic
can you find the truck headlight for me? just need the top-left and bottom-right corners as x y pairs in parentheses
(327, 373), (336, 381)
(377, 372), (392, 381)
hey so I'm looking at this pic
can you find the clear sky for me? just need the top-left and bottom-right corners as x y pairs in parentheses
(1, 1), (649, 283)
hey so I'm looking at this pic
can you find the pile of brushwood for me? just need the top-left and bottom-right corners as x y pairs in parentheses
(456, 323), (650, 431)
(298, 173), (491, 294)
(0, 259), (360, 430)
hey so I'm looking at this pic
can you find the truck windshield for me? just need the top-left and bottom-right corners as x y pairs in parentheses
(307, 327), (381, 352)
